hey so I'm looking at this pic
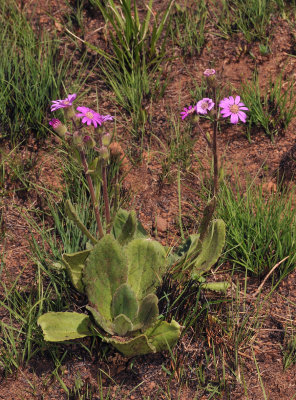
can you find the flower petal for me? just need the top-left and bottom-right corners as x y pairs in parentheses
(238, 111), (247, 122)
(234, 96), (240, 104)
(230, 113), (239, 124)
(229, 96), (235, 105)
(221, 110), (231, 118)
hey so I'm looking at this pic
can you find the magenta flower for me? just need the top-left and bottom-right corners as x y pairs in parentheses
(204, 69), (216, 77)
(49, 118), (62, 129)
(76, 107), (103, 128)
(181, 105), (196, 120)
(196, 98), (215, 115)
(51, 94), (77, 112)
(49, 119), (67, 137)
(219, 96), (248, 124)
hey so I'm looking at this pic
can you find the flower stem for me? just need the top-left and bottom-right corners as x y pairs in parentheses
(102, 162), (111, 232)
(212, 87), (219, 198)
(79, 148), (104, 239)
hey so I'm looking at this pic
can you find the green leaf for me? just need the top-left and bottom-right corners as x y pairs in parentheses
(112, 208), (147, 241)
(62, 249), (91, 293)
(118, 210), (137, 245)
(65, 200), (98, 245)
(103, 334), (156, 357)
(83, 235), (127, 321)
(146, 320), (181, 352)
(86, 305), (114, 336)
(111, 283), (138, 320)
(113, 314), (133, 336)
(126, 238), (167, 301)
(138, 294), (159, 330)
(191, 219), (226, 279)
(200, 281), (230, 293)
(37, 312), (93, 342)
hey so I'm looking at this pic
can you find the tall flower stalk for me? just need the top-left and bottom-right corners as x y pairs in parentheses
(49, 94), (114, 239)
(181, 69), (249, 237)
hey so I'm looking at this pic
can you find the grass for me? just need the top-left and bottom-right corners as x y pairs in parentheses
(0, 0), (70, 142)
(216, 177), (296, 278)
(241, 71), (296, 140)
(169, 1), (208, 57)
(213, 0), (290, 43)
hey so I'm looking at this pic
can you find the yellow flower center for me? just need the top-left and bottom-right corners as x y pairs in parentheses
(230, 104), (239, 114)
(86, 112), (94, 119)
(64, 100), (69, 104)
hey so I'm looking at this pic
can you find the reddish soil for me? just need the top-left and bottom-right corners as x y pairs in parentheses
(2, 0), (296, 399)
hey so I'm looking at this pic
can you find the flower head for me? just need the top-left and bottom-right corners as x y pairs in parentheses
(76, 107), (103, 128)
(51, 94), (77, 112)
(204, 69), (216, 77)
(181, 105), (196, 120)
(219, 96), (248, 124)
(49, 118), (67, 138)
(196, 98), (215, 115)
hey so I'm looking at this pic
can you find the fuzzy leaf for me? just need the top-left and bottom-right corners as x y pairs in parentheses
(65, 200), (98, 245)
(111, 283), (138, 320)
(118, 210), (137, 245)
(126, 238), (167, 301)
(146, 320), (181, 352)
(113, 314), (133, 336)
(83, 235), (127, 321)
(86, 305), (114, 335)
(200, 281), (230, 293)
(138, 294), (159, 330)
(38, 312), (93, 342)
(112, 208), (147, 240)
(191, 219), (226, 279)
(62, 249), (91, 293)
(103, 334), (156, 357)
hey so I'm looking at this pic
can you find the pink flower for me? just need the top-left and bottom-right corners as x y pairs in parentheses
(51, 94), (77, 112)
(76, 107), (103, 128)
(196, 98), (215, 114)
(49, 119), (67, 137)
(181, 105), (196, 120)
(204, 69), (216, 77)
(49, 118), (62, 129)
(219, 96), (248, 124)
(97, 114), (114, 124)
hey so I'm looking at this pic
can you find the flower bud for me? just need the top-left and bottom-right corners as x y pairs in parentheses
(102, 133), (112, 147)
(83, 135), (96, 149)
(193, 114), (200, 124)
(49, 119), (67, 138)
(204, 68), (217, 88)
(73, 131), (83, 146)
(99, 146), (110, 161)
(64, 105), (76, 119)
(94, 125), (104, 135)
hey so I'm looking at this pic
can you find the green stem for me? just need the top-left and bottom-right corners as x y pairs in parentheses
(212, 87), (219, 198)
(79, 149), (104, 239)
(177, 166), (184, 240)
(102, 162), (111, 232)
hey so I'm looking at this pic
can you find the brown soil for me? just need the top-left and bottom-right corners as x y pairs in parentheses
(2, 0), (296, 399)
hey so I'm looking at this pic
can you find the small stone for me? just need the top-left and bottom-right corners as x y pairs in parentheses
(156, 216), (167, 233)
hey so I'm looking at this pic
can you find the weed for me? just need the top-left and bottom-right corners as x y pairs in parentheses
(216, 178), (296, 277)
(0, 0), (71, 142)
(170, 1), (208, 57)
(241, 72), (296, 140)
(213, 0), (284, 43)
